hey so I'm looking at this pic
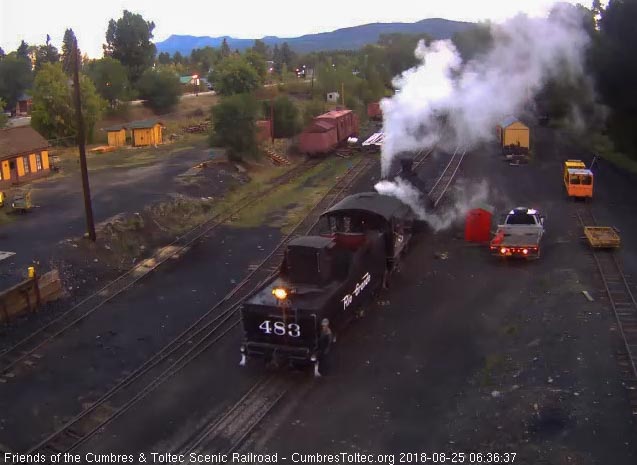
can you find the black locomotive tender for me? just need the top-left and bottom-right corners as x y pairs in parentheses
(239, 192), (415, 374)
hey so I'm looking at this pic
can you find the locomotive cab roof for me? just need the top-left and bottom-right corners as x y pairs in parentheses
(287, 236), (335, 250)
(322, 192), (412, 222)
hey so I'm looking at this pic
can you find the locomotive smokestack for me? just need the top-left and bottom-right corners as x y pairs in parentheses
(399, 158), (414, 175)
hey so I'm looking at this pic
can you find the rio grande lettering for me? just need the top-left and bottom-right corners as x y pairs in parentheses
(342, 272), (371, 310)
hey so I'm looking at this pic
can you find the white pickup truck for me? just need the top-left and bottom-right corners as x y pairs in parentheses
(489, 207), (545, 259)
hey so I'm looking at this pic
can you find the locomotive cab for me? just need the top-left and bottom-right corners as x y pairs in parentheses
(239, 192), (415, 373)
(320, 192), (414, 271)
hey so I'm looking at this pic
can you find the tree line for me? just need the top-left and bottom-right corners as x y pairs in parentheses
(2, 2), (635, 161)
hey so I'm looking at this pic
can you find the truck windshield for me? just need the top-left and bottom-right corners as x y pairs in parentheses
(506, 214), (536, 225)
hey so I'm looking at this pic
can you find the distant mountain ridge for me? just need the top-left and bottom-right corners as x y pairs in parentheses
(156, 18), (473, 55)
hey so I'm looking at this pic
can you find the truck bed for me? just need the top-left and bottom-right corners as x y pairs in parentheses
(492, 225), (542, 246)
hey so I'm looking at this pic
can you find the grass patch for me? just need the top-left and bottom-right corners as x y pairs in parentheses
(584, 132), (637, 175)
(229, 157), (356, 231)
(51, 135), (207, 175)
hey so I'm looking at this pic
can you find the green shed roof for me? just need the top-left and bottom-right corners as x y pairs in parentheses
(102, 124), (126, 132)
(128, 119), (163, 129)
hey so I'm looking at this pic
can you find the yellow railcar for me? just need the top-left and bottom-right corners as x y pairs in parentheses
(563, 160), (593, 198)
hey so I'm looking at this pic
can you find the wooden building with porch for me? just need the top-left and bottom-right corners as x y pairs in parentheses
(0, 127), (51, 188)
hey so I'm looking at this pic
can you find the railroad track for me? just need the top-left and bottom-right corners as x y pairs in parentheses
(0, 158), (323, 378)
(575, 206), (637, 415)
(428, 146), (467, 208)
(177, 375), (295, 458)
(27, 155), (378, 455)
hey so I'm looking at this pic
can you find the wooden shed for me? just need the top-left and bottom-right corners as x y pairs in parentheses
(129, 119), (164, 147)
(496, 116), (529, 149)
(103, 124), (127, 147)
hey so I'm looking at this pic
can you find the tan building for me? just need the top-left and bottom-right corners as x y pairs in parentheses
(130, 120), (164, 147)
(0, 126), (50, 188)
(103, 124), (127, 147)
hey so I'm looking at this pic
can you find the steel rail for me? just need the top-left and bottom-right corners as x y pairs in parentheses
(576, 207), (637, 414)
(27, 155), (378, 455)
(0, 159), (322, 377)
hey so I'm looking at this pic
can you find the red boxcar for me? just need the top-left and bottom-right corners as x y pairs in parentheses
(367, 102), (382, 120)
(299, 109), (359, 155)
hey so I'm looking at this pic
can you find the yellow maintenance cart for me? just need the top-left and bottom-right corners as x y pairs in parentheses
(563, 160), (593, 199)
(584, 226), (620, 249)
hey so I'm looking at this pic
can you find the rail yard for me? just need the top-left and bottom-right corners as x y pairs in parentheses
(0, 121), (635, 465)
(2, 2), (637, 462)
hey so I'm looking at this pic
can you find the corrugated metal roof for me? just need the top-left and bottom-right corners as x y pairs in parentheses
(0, 126), (49, 161)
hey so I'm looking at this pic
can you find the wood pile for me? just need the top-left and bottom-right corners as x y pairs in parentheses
(183, 121), (212, 134)
(264, 147), (291, 165)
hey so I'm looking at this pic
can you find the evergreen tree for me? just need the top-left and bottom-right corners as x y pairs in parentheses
(16, 40), (29, 60)
(61, 29), (78, 75)
(220, 38), (231, 58)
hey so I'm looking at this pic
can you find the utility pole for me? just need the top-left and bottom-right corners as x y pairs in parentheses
(72, 37), (96, 242)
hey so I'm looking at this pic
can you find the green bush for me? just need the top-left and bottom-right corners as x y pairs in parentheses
(263, 95), (302, 138)
(210, 94), (259, 162)
(137, 68), (181, 113)
(303, 99), (326, 124)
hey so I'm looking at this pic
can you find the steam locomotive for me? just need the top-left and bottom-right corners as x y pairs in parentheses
(239, 192), (415, 374)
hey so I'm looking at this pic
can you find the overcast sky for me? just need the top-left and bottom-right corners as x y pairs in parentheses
(1, 0), (588, 58)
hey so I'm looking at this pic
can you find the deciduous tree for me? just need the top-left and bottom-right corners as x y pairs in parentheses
(104, 10), (157, 84)
(31, 63), (105, 142)
(264, 95), (301, 138)
(136, 67), (181, 113)
(209, 55), (261, 96)
(86, 57), (131, 107)
(0, 55), (33, 109)
(210, 94), (259, 161)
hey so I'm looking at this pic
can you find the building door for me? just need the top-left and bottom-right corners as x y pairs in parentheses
(8, 160), (18, 184)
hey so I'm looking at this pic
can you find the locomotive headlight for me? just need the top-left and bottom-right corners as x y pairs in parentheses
(272, 287), (288, 300)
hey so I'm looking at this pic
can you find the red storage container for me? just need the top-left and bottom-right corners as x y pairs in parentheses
(465, 207), (493, 242)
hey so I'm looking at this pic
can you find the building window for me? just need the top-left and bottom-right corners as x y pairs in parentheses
(23, 157), (30, 174)
(35, 154), (43, 171)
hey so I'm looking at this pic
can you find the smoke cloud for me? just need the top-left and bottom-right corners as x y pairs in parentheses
(375, 178), (490, 232)
(379, 4), (590, 176)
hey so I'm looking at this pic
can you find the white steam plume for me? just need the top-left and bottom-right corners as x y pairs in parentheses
(375, 178), (490, 232)
(380, 4), (590, 176)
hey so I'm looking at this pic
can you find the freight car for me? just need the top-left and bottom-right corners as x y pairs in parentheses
(367, 102), (382, 121)
(298, 109), (359, 156)
(239, 192), (414, 375)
